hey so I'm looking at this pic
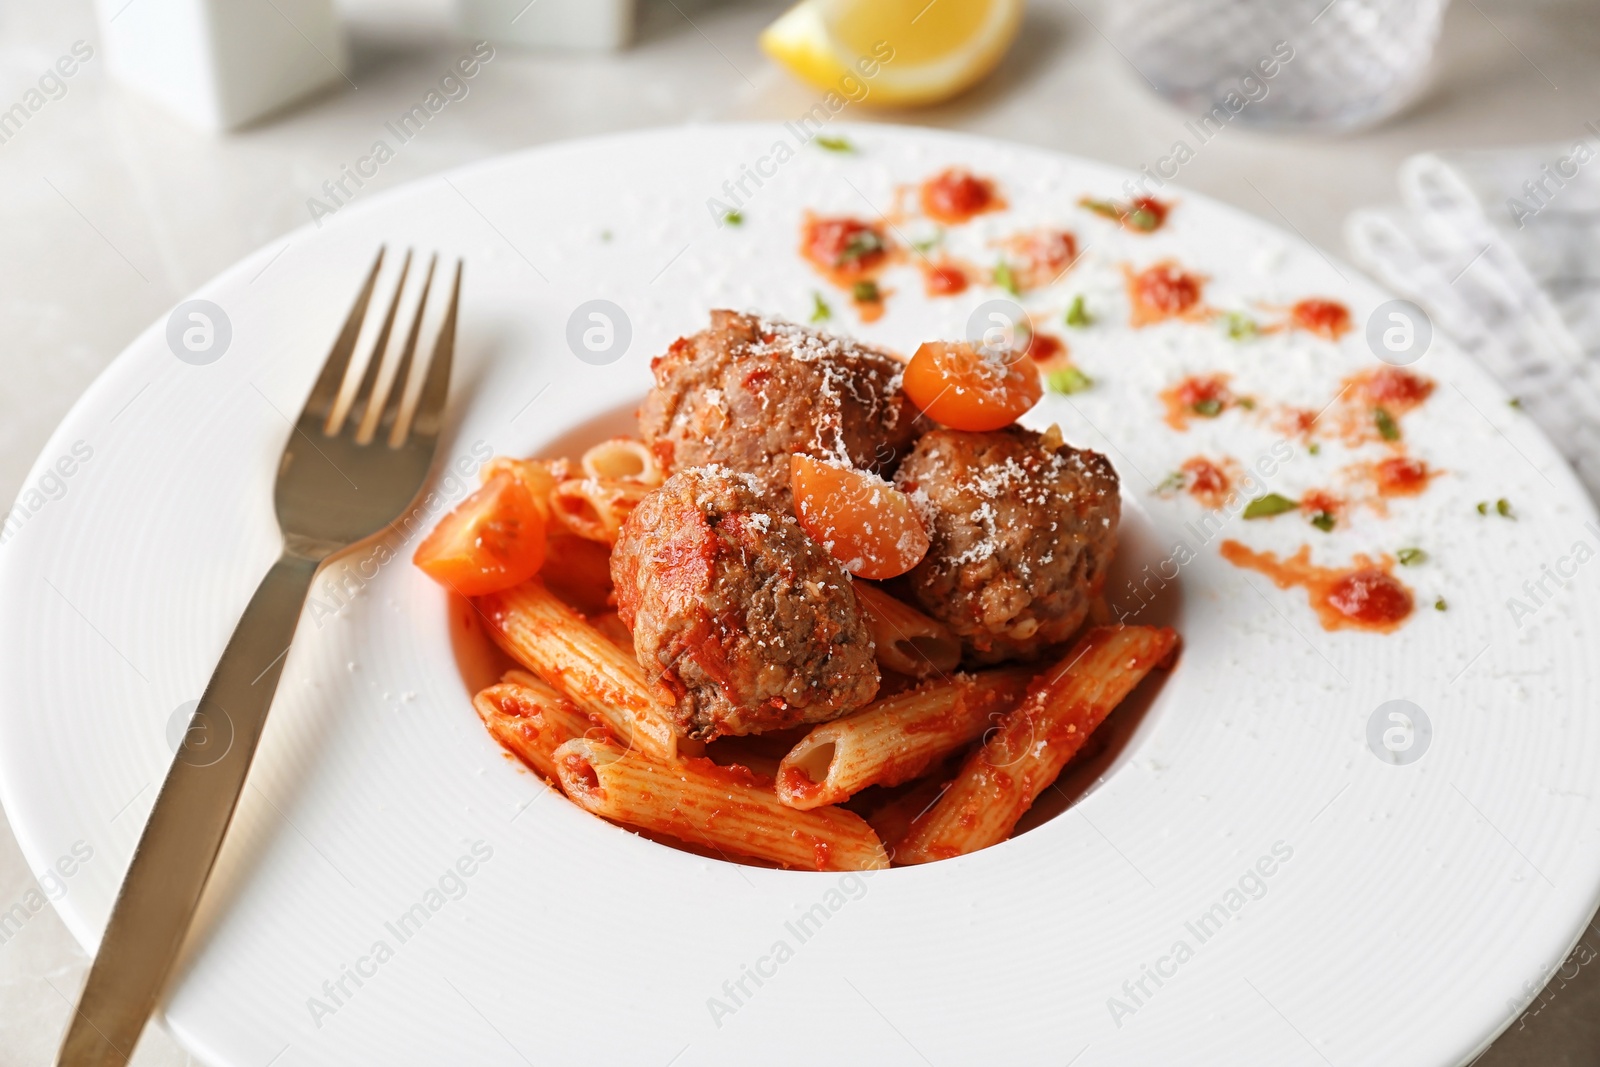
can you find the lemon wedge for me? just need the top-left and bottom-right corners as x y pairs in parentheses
(760, 0), (1024, 107)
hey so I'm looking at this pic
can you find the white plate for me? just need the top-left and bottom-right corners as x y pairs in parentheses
(3, 125), (1599, 1067)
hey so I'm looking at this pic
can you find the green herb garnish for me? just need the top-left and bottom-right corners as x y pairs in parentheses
(1397, 547), (1427, 566)
(1496, 498), (1513, 518)
(1065, 295), (1091, 328)
(810, 291), (832, 323)
(1237, 396), (1257, 410)
(911, 230), (944, 254)
(815, 135), (855, 153)
(837, 229), (884, 265)
(1225, 311), (1259, 340)
(1192, 398), (1224, 417)
(1308, 442), (1321, 456)
(1310, 511), (1336, 532)
(1046, 367), (1094, 395)
(1157, 470), (1187, 495)
(994, 260), (1020, 296)
(852, 280), (881, 303)
(1435, 597), (1448, 611)
(1243, 493), (1300, 519)
(1374, 407), (1400, 442)
(1126, 206), (1159, 231)
(1079, 197), (1121, 219)
(1509, 397), (1522, 409)
(722, 209), (744, 227)
(1476, 501), (1489, 515)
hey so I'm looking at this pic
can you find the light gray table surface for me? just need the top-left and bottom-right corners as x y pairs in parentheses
(2, 0), (1598, 1063)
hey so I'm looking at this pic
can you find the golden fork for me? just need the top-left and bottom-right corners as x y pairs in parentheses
(57, 248), (460, 1066)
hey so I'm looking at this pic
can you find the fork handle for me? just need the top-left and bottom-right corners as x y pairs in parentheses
(57, 550), (320, 1067)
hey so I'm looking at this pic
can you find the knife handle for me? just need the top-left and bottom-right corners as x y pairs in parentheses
(57, 550), (319, 1066)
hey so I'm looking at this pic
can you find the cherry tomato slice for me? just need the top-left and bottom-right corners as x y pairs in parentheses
(414, 470), (546, 596)
(901, 340), (1042, 431)
(790, 455), (930, 580)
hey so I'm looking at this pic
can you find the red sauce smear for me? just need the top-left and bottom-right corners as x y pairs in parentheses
(1333, 366), (1436, 445)
(920, 259), (970, 296)
(1342, 454), (1442, 516)
(800, 213), (891, 284)
(1290, 298), (1352, 340)
(1004, 229), (1079, 290)
(1024, 331), (1066, 364)
(1350, 365), (1434, 414)
(801, 213), (894, 321)
(854, 287), (887, 323)
(1126, 196), (1171, 231)
(1277, 406), (1319, 441)
(1180, 456), (1232, 508)
(919, 167), (1005, 225)
(684, 756), (772, 790)
(1371, 455), (1437, 497)
(777, 764), (824, 803)
(1300, 488), (1344, 528)
(1220, 541), (1413, 633)
(1160, 373), (1239, 431)
(1126, 261), (1206, 326)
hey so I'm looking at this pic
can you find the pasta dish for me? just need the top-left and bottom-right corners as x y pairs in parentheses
(412, 308), (1177, 870)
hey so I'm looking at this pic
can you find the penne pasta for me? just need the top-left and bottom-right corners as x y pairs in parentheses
(775, 667), (1034, 809)
(554, 737), (889, 871)
(853, 582), (961, 678)
(581, 437), (664, 487)
(551, 477), (651, 544)
(895, 625), (1178, 865)
(472, 676), (599, 781)
(477, 580), (681, 761)
(480, 456), (571, 522)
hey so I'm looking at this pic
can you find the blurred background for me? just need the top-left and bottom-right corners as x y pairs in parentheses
(1, 0), (1598, 1062)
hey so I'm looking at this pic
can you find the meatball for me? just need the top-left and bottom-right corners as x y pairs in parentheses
(611, 465), (879, 740)
(638, 310), (919, 501)
(893, 427), (1120, 664)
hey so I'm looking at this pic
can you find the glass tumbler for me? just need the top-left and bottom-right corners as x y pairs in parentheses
(1108, 0), (1451, 132)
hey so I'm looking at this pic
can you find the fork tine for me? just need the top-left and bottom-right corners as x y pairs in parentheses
(355, 253), (434, 445)
(332, 249), (413, 437)
(300, 247), (385, 425)
(392, 258), (461, 448)
(368, 254), (438, 446)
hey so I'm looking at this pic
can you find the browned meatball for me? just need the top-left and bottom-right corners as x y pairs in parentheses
(637, 310), (919, 501)
(611, 466), (879, 740)
(893, 427), (1120, 664)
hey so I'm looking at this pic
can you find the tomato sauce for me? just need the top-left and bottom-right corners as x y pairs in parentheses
(1126, 261), (1206, 326)
(777, 764), (824, 804)
(1160, 373), (1236, 430)
(1300, 488), (1343, 523)
(1333, 366), (1436, 445)
(1349, 365), (1435, 414)
(1005, 229), (1079, 290)
(1371, 455), (1437, 497)
(1180, 456), (1232, 508)
(800, 213), (891, 283)
(1219, 541), (1414, 633)
(854, 286), (887, 323)
(1290, 298), (1352, 340)
(1127, 196), (1170, 231)
(920, 260), (970, 296)
(919, 167), (1005, 224)
(1024, 331), (1066, 365)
